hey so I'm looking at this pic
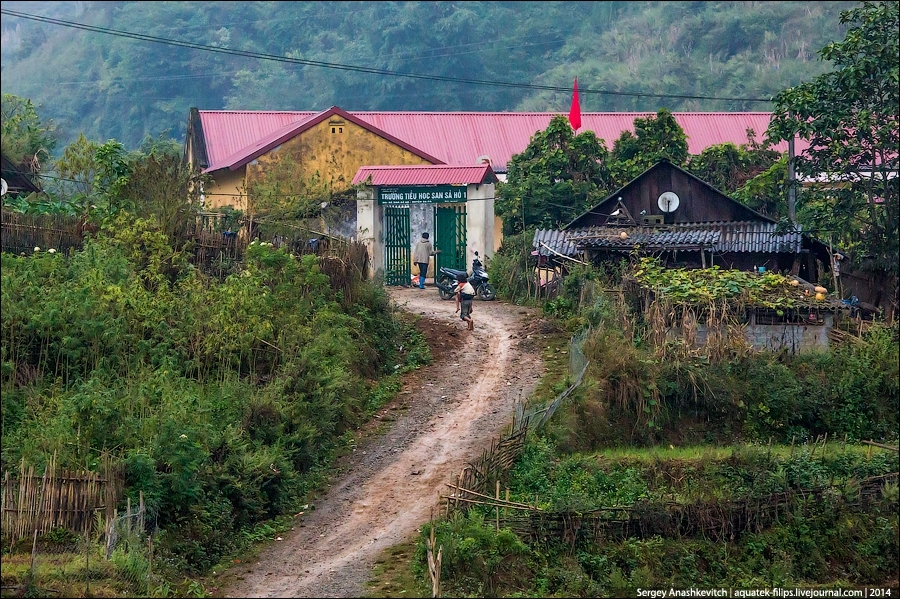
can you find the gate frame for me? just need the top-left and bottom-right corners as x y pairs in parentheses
(434, 203), (467, 273)
(383, 205), (412, 285)
(356, 182), (495, 284)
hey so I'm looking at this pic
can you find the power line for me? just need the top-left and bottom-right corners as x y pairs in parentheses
(1, 8), (774, 104)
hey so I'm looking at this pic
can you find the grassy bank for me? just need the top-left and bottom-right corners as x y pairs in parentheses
(1, 219), (431, 596)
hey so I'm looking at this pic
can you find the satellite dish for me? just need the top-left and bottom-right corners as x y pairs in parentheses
(0, 178), (7, 197)
(658, 191), (680, 213)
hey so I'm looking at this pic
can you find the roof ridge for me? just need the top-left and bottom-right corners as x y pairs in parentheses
(199, 109), (773, 116)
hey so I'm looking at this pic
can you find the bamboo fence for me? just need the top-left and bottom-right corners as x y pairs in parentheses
(0, 210), (369, 282)
(1, 211), (91, 256)
(438, 324), (896, 549)
(445, 471), (898, 549)
(1, 452), (122, 547)
(443, 412), (529, 517)
(443, 330), (591, 518)
(105, 492), (146, 559)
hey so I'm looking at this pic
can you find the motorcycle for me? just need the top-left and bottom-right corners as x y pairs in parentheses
(435, 251), (496, 301)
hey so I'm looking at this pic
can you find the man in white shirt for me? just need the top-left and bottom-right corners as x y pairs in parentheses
(454, 272), (475, 330)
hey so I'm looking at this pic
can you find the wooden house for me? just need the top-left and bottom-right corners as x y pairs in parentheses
(534, 160), (833, 282)
(1, 152), (41, 197)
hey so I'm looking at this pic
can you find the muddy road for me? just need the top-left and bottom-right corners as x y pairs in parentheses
(220, 286), (546, 598)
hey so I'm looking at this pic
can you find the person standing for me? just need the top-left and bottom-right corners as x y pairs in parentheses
(412, 232), (437, 289)
(455, 272), (475, 330)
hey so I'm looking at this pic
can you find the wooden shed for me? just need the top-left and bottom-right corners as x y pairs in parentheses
(536, 160), (833, 281)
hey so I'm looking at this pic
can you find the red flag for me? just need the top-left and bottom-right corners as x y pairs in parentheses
(568, 77), (581, 131)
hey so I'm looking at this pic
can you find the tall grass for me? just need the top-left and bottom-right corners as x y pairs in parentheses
(1, 217), (431, 576)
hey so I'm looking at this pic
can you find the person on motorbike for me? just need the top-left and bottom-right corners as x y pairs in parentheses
(412, 232), (438, 289)
(455, 272), (475, 330)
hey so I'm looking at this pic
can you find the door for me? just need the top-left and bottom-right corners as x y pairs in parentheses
(434, 204), (466, 273)
(384, 205), (411, 285)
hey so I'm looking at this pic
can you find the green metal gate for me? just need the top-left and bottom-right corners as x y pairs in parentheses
(434, 204), (467, 272)
(384, 206), (411, 285)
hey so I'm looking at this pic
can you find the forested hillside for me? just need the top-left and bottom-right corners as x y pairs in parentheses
(1, 1), (854, 151)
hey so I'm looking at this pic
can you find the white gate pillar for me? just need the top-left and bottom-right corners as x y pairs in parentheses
(357, 188), (383, 280)
(465, 182), (495, 267)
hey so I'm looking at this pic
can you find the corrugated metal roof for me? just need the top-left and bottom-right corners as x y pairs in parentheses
(352, 164), (498, 186)
(572, 226), (722, 250)
(532, 229), (579, 257)
(199, 111), (314, 171)
(203, 107), (445, 173)
(534, 221), (805, 256)
(198, 110), (805, 173)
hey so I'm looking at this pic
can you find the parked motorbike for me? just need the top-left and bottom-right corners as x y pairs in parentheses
(435, 251), (496, 301)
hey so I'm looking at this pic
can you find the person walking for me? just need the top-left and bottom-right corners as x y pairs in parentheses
(455, 272), (475, 330)
(412, 232), (438, 289)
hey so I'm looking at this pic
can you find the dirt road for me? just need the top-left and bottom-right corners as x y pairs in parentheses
(220, 286), (546, 598)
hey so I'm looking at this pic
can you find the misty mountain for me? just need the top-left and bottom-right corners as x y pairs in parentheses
(0, 1), (855, 152)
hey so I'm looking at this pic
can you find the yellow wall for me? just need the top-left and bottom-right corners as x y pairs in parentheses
(203, 168), (247, 210)
(493, 215), (504, 252)
(243, 117), (433, 197)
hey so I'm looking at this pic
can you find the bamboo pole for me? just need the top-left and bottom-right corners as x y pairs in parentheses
(17, 459), (26, 542)
(444, 484), (537, 510)
(1, 471), (7, 548)
(495, 481), (500, 531)
(86, 537), (90, 597)
(505, 488), (510, 529)
(863, 440), (899, 452)
(30, 529), (38, 575)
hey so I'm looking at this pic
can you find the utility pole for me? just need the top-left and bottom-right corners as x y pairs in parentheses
(788, 137), (797, 224)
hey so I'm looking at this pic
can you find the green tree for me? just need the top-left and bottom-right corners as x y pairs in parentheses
(54, 133), (100, 200)
(121, 152), (208, 242)
(136, 131), (183, 159)
(767, 1), (899, 317)
(54, 136), (132, 219)
(610, 109), (688, 186)
(246, 154), (332, 222)
(0, 94), (56, 169)
(496, 115), (610, 235)
(686, 129), (782, 196)
(731, 155), (791, 221)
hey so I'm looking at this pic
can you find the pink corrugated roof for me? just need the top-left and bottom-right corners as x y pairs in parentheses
(204, 107), (445, 173)
(200, 111), (314, 170)
(352, 164), (498, 186)
(199, 109), (806, 172)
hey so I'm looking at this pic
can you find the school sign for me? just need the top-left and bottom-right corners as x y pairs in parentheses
(377, 185), (467, 205)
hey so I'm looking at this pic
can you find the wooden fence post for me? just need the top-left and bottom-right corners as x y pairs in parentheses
(495, 481), (500, 531)
(505, 488), (510, 529)
(85, 537), (90, 597)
